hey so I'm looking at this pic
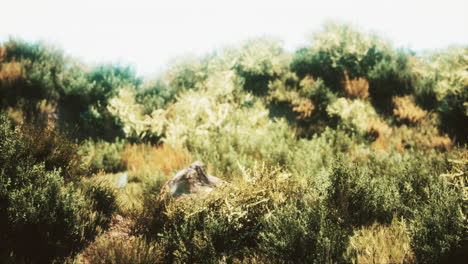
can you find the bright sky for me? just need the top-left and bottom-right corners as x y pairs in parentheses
(1, 0), (467, 77)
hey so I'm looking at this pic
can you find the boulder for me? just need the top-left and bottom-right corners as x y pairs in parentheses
(165, 161), (226, 198)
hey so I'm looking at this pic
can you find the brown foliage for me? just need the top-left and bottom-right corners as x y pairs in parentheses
(367, 118), (393, 151)
(292, 98), (315, 120)
(430, 135), (452, 151)
(20, 121), (87, 182)
(0, 60), (24, 81)
(393, 96), (427, 124)
(0, 46), (5, 62)
(343, 71), (369, 99)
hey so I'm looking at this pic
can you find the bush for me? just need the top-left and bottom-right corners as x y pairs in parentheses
(367, 51), (414, 113)
(325, 152), (465, 263)
(326, 97), (378, 134)
(0, 114), (114, 263)
(20, 122), (87, 182)
(0, 40), (64, 109)
(78, 139), (126, 173)
(231, 38), (290, 95)
(412, 47), (468, 142)
(258, 196), (349, 263)
(291, 22), (389, 91)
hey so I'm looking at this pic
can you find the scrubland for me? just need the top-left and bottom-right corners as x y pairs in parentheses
(0, 23), (466, 263)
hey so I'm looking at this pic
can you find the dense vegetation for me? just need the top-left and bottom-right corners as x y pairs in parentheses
(0, 23), (466, 263)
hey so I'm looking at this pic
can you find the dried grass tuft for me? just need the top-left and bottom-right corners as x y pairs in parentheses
(393, 96), (427, 124)
(0, 60), (24, 81)
(123, 143), (192, 178)
(343, 71), (369, 99)
(346, 219), (415, 264)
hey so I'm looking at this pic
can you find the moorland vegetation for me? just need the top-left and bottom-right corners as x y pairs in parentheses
(0, 22), (466, 263)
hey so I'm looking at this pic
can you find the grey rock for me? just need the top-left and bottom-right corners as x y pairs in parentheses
(166, 161), (226, 198)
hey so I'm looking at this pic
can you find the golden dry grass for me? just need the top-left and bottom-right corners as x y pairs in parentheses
(430, 135), (452, 151)
(347, 219), (415, 264)
(393, 96), (427, 124)
(122, 143), (192, 177)
(343, 71), (369, 100)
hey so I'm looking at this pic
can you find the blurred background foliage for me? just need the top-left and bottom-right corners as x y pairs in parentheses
(0, 22), (466, 263)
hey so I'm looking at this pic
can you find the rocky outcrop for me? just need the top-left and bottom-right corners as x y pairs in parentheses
(164, 161), (227, 198)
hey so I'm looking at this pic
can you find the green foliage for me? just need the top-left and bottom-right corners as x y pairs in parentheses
(291, 23), (414, 114)
(62, 65), (142, 140)
(165, 55), (209, 93)
(413, 47), (468, 142)
(230, 38), (290, 95)
(0, 114), (114, 263)
(291, 23), (385, 89)
(107, 88), (166, 141)
(367, 50), (414, 113)
(0, 23), (466, 263)
(20, 122), (87, 182)
(327, 97), (378, 134)
(258, 195), (348, 263)
(78, 139), (126, 173)
(137, 79), (175, 114)
(325, 152), (464, 262)
(0, 39), (64, 107)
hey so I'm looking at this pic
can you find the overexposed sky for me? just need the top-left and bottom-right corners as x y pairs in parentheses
(1, 0), (467, 77)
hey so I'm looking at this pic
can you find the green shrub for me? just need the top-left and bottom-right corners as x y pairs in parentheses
(410, 180), (464, 263)
(413, 47), (468, 142)
(78, 139), (126, 173)
(0, 114), (114, 263)
(367, 51), (414, 113)
(231, 38), (290, 95)
(291, 22), (389, 91)
(20, 122), (87, 182)
(325, 151), (465, 263)
(0, 39), (64, 108)
(258, 196), (349, 263)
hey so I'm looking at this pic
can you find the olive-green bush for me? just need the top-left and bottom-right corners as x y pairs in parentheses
(0, 114), (115, 263)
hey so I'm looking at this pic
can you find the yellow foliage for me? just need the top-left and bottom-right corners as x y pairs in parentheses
(430, 135), (452, 151)
(123, 143), (192, 177)
(346, 219), (415, 264)
(0, 46), (5, 62)
(393, 96), (427, 123)
(5, 107), (25, 125)
(300, 75), (315, 90)
(292, 98), (315, 119)
(367, 118), (393, 151)
(327, 97), (378, 133)
(107, 88), (166, 139)
(367, 118), (392, 138)
(343, 71), (369, 99)
(0, 60), (24, 81)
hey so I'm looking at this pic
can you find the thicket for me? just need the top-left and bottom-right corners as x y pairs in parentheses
(0, 115), (116, 263)
(0, 22), (466, 263)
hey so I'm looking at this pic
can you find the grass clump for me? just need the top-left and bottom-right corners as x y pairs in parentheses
(346, 218), (415, 264)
